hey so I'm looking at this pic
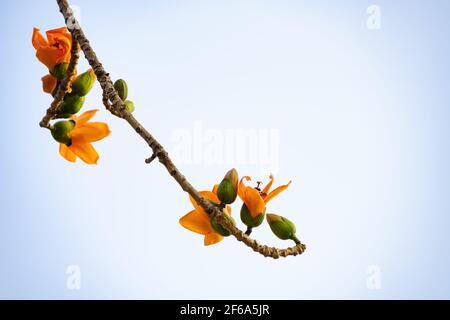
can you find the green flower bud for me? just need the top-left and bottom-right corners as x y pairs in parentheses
(58, 93), (85, 115)
(114, 79), (128, 101)
(266, 214), (297, 241)
(50, 120), (75, 145)
(217, 168), (239, 204)
(210, 213), (235, 237)
(71, 69), (96, 96)
(240, 203), (265, 228)
(124, 100), (135, 113)
(51, 63), (69, 81)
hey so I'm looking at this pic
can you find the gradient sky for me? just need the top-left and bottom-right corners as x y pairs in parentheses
(0, 0), (449, 299)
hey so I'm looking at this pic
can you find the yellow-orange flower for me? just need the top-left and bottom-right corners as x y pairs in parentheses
(179, 185), (232, 246)
(238, 174), (291, 218)
(32, 27), (73, 71)
(59, 110), (111, 164)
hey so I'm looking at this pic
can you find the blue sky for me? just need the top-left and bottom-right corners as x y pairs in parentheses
(0, 0), (449, 299)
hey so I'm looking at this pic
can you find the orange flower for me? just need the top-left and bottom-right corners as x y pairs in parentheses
(238, 174), (291, 218)
(179, 186), (232, 246)
(32, 27), (73, 71)
(59, 110), (111, 164)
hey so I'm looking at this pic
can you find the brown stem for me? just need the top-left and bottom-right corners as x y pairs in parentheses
(39, 38), (80, 128)
(54, 0), (306, 259)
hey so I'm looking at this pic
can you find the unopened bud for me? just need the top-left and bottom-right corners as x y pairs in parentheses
(50, 120), (75, 145)
(217, 168), (239, 204)
(58, 93), (85, 116)
(124, 100), (135, 113)
(240, 203), (265, 228)
(51, 63), (69, 81)
(114, 79), (128, 101)
(210, 212), (235, 237)
(71, 69), (96, 96)
(266, 214), (297, 241)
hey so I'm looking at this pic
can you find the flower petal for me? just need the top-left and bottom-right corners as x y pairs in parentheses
(264, 181), (292, 204)
(41, 74), (57, 94)
(204, 232), (223, 246)
(59, 143), (76, 162)
(261, 174), (274, 197)
(70, 141), (99, 165)
(55, 37), (72, 65)
(212, 184), (219, 195)
(244, 187), (266, 218)
(46, 27), (71, 40)
(238, 176), (251, 201)
(46, 27), (70, 35)
(32, 28), (48, 49)
(72, 109), (99, 127)
(189, 191), (220, 210)
(179, 209), (212, 235)
(36, 46), (61, 70)
(69, 122), (111, 143)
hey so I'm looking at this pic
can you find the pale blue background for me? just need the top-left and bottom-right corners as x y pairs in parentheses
(0, 0), (449, 299)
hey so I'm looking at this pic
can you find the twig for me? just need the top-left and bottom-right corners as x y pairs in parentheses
(39, 38), (80, 128)
(54, 0), (306, 259)
(145, 153), (158, 164)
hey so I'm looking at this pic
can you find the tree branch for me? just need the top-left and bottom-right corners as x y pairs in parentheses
(54, 0), (306, 259)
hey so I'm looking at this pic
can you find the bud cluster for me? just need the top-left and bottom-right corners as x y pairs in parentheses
(52, 66), (97, 119)
(212, 168), (300, 244)
(114, 79), (135, 113)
